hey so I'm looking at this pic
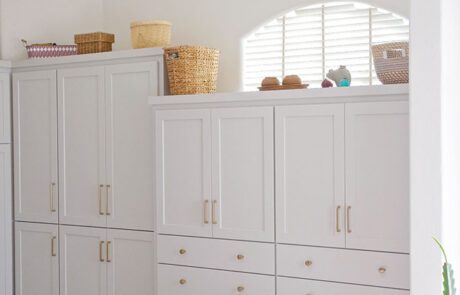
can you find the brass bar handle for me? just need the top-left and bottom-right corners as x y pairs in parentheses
(51, 236), (57, 257)
(204, 200), (209, 224)
(106, 241), (111, 263)
(336, 205), (342, 233)
(212, 200), (218, 225)
(106, 185), (111, 216)
(99, 241), (105, 262)
(50, 183), (57, 213)
(347, 206), (352, 233)
(99, 185), (105, 215)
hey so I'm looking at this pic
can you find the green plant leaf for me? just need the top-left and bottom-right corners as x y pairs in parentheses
(434, 238), (456, 295)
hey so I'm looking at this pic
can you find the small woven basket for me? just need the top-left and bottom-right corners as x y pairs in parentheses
(74, 32), (115, 54)
(372, 42), (409, 84)
(165, 46), (220, 95)
(130, 21), (171, 48)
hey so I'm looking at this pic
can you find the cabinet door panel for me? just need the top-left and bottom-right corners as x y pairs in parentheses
(58, 67), (106, 227)
(107, 230), (155, 295)
(15, 222), (59, 295)
(0, 146), (12, 295)
(60, 226), (106, 295)
(211, 107), (274, 242)
(275, 105), (345, 247)
(0, 73), (10, 143)
(156, 109), (212, 237)
(345, 102), (409, 253)
(105, 62), (159, 230)
(13, 71), (58, 223)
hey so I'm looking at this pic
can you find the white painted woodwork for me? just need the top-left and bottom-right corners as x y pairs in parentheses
(105, 62), (158, 231)
(275, 104), (345, 247)
(156, 109), (212, 237)
(13, 71), (58, 223)
(158, 264), (275, 295)
(157, 235), (275, 274)
(15, 222), (58, 295)
(277, 244), (410, 289)
(345, 102), (410, 253)
(60, 225), (107, 295)
(277, 276), (410, 295)
(58, 67), (106, 227)
(107, 229), (155, 295)
(211, 107), (274, 242)
(0, 73), (10, 143)
(0, 146), (12, 295)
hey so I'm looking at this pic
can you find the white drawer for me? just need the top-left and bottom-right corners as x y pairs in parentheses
(158, 235), (275, 274)
(277, 244), (409, 289)
(278, 277), (410, 295)
(158, 264), (275, 295)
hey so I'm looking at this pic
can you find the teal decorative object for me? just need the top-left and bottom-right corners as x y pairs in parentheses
(339, 79), (350, 87)
(327, 65), (352, 87)
(434, 238), (456, 295)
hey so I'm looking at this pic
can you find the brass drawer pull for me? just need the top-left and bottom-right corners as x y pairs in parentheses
(49, 183), (57, 212)
(379, 267), (387, 273)
(237, 254), (245, 260)
(51, 236), (57, 257)
(99, 241), (105, 262)
(179, 279), (187, 285)
(237, 286), (245, 292)
(106, 185), (111, 216)
(212, 200), (218, 224)
(305, 260), (313, 267)
(204, 200), (209, 224)
(179, 249), (187, 255)
(106, 241), (112, 262)
(347, 206), (352, 233)
(336, 205), (341, 233)
(99, 185), (105, 215)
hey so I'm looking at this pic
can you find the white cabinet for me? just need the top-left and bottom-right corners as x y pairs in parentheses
(58, 67), (106, 227)
(156, 107), (274, 241)
(0, 146), (12, 295)
(15, 222), (59, 295)
(345, 102), (409, 253)
(275, 104), (345, 247)
(60, 226), (155, 295)
(0, 73), (10, 143)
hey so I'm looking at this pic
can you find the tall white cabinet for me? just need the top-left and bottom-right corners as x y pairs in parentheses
(12, 49), (164, 295)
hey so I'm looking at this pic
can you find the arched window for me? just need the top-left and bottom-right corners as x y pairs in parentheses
(243, 2), (409, 90)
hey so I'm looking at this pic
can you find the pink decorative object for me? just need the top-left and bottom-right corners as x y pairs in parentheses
(321, 78), (334, 88)
(22, 40), (77, 58)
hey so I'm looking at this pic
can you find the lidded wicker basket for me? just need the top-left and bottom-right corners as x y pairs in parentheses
(130, 20), (171, 48)
(74, 32), (115, 54)
(164, 46), (220, 95)
(372, 41), (409, 84)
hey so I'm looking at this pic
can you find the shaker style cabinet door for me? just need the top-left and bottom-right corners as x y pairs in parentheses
(107, 230), (155, 295)
(59, 226), (107, 295)
(156, 109), (212, 237)
(211, 107), (274, 242)
(13, 71), (59, 223)
(0, 146), (12, 295)
(58, 67), (107, 227)
(15, 222), (59, 295)
(275, 104), (345, 247)
(345, 102), (409, 253)
(0, 73), (10, 143)
(105, 62), (159, 231)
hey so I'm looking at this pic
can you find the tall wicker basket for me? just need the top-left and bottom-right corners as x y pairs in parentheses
(372, 42), (409, 84)
(164, 46), (219, 95)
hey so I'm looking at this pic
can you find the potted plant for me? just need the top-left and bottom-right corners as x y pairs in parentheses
(434, 238), (456, 295)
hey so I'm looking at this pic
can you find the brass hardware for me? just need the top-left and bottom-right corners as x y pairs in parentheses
(305, 260), (313, 267)
(106, 241), (112, 262)
(336, 205), (341, 233)
(179, 249), (187, 255)
(106, 185), (111, 216)
(51, 236), (57, 257)
(99, 241), (105, 262)
(212, 200), (218, 224)
(204, 200), (209, 224)
(379, 267), (387, 274)
(237, 286), (245, 292)
(347, 206), (352, 233)
(179, 279), (187, 285)
(99, 185), (105, 215)
(50, 183), (57, 212)
(237, 254), (245, 260)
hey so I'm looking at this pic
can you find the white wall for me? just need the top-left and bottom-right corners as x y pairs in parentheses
(0, 0), (104, 61)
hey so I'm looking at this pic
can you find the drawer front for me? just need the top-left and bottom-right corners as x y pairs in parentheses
(277, 244), (409, 289)
(158, 264), (275, 295)
(278, 277), (410, 295)
(158, 235), (275, 274)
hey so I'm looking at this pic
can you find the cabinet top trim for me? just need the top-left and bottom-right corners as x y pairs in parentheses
(149, 84), (409, 107)
(11, 48), (163, 71)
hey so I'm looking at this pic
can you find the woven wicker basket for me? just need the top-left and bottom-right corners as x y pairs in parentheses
(74, 32), (115, 54)
(165, 46), (220, 95)
(130, 21), (171, 48)
(372, 42), (409, 84)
